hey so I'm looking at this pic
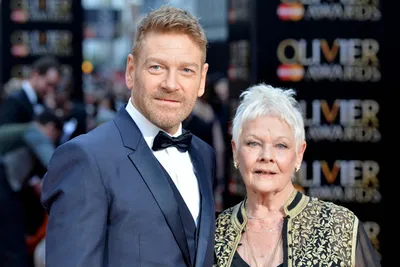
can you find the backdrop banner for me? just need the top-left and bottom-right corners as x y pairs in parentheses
(1, 0), (83, 101)
(227, 0), (384, 264)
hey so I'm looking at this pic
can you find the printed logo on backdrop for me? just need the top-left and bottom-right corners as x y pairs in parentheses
(10, 30), (73, 57)
(294, 160), (381, 203)
(9, 0), (73, 23)
(276, 0), (381, 22)
(299, 99), (381, 142)
(276, 38), (380, 82)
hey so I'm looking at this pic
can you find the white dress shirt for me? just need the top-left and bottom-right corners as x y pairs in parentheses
(125, 98), (200, 226)
(21, 80), (43, 115)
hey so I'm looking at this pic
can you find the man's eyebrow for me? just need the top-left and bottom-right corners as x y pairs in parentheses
(179, 61), (199, 70)
(144, 57), (168, 66)
(145, 57), (199, 70)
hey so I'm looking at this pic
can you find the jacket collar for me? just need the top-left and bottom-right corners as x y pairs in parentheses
(232, 190), (310, 228)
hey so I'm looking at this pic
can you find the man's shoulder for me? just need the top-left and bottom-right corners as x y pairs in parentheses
(191, 134), (215, 154)
(6, 88), (26, 100)
(1, 88), (25, 103)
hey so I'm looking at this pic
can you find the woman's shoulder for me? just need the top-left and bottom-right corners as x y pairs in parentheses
(214, 201), (245, 246)
(216, 201), (243, 224)
(308, 197), (357, 220)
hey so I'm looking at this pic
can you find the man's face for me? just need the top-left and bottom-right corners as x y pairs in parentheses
(33, 68), (61, 98)
(125, 31), (208, 134)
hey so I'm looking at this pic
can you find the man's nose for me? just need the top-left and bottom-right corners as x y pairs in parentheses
(162, 70), (179, 92)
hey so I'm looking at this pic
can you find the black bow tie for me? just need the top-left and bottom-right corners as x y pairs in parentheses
(152, 130), (192, 152)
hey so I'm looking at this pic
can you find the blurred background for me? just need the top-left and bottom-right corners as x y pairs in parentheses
(0, 0), (389, 266)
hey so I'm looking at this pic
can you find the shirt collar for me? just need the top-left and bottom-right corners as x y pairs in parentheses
(21, 80), (38, 105)
(125, 97), (182, 149)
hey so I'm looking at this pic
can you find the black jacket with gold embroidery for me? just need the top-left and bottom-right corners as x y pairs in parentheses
(214, 190), (381, 267)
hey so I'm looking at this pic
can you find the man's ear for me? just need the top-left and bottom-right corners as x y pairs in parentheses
(198, 63), (209, 97)
(125, 54), (135, 90)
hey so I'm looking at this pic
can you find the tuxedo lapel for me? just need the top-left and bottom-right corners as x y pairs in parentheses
(114, 108), (192, 267)
(188, 140), (213, 267)
(18, 89), (35, 120)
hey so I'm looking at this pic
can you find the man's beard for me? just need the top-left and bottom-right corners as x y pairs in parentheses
(132, 75), (190, 132)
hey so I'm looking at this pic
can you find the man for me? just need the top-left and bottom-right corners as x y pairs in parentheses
(0, 110), (63, 191)
(0, 56), (62, 125)
(41, 5), (216, 267)
(0, 110), (63, 267)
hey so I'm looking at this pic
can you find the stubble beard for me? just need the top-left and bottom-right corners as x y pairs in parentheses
(133, 76), (194, 133)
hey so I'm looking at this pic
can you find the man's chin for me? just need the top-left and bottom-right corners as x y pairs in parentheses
(154, 117), (184, 132)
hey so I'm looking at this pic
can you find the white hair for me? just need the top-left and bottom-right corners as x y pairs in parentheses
(231, 83), (305, 152)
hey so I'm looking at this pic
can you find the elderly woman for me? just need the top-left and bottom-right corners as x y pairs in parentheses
(214, 84), (380, 267)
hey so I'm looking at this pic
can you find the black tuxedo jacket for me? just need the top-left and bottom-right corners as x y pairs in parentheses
(0, 89), (35, 125)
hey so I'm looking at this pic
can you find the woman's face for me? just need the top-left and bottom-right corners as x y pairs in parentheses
(232, 115), (306, 194)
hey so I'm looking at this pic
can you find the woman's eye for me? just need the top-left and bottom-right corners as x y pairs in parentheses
(277, 143), (288, 148)
(247, 141), (259, 147)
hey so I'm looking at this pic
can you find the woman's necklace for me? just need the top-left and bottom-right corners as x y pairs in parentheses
(245, 228), (282, 267)
(247, 210), (279, 220)
(246, 219), (283, 233)
(246, 211), (284, 233)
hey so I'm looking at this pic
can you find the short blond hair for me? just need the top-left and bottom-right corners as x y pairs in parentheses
(132, 5), (207, 63)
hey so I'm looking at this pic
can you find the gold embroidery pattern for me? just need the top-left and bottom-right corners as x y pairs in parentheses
(290, 198), (357, 267)
(214, 206), (237, 267)
(214, 195), (358, 267)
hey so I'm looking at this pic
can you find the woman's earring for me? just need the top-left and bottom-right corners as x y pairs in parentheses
(234, 161), (238, 169)
(295, 166), (300, 172)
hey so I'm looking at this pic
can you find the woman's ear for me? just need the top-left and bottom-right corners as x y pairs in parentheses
(296, 141), (307, 168)
(232, 139), (238, 167)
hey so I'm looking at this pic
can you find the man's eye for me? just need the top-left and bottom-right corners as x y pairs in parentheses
(183, 68), (193, 73)
(150, 65), (161, 70)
